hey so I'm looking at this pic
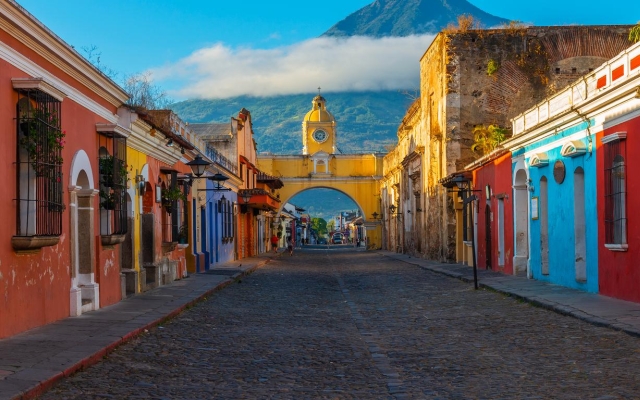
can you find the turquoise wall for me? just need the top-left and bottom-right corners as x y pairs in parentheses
(513, 122), (599, 292)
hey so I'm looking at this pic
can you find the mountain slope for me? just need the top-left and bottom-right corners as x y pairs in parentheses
(171, 91), (413, 154)
(323, 0), (509, 37)
(171, 0), (509, 155)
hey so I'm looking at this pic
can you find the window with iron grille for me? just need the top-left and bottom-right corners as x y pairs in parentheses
(160, 172), (185, 243)
(15, 91), (64, 237)
(603, 135), (627, 246)
(98, 136), (128, 236)
(219, 198), (235, 240)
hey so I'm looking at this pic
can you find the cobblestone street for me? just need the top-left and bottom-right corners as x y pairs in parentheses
(40, 249), (640, 399)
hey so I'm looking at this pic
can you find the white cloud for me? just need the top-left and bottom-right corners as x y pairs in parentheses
(150, 35), (436, 99)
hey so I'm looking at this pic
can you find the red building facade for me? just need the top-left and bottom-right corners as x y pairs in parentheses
(469, 151), (515, 275)
(0, 2), (130, 338)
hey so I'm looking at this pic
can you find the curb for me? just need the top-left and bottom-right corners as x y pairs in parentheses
(15, 258), (271, 400)
(379, 252), (640, 339)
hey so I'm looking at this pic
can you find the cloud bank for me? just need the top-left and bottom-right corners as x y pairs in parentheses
(151, 35), (436, 99)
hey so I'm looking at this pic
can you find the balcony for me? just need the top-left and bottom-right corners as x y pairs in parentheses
(238, 189), (281, 211)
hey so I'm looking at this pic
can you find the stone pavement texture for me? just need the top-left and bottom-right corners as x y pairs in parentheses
(379, 251), (640, 338)
(2, 248), (640, 399)
(28, 248), (640, 399)
(0, 253), (275, 400)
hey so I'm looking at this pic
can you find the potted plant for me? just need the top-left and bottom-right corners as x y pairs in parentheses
(18, 108), (66, 176)
(99, 189), (116, 210)
(161, 186), (186, 213)
(99, 156), (128, 187)
(178, 223), (188, 244)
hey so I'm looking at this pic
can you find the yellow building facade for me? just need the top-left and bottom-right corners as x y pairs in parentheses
(257, 95), (385, 248)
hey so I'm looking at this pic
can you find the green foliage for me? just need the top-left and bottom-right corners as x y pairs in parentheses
(162, 186), (186, 204)
(630, 22), (640, 43)
(170, 91), (412, 154)
(327, 220), (336, 232)
(487, 59), (499, 76)
(470, 124), (508, 155)
(99, 189), (116, 210)
(311, 218), (328, 237)
(19, 108), (65, 176)
(99, 155), (128, 186)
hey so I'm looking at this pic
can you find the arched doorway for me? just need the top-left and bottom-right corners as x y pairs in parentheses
(69, 150), (98, 316)
(513, 167), (529, 277)
(284, 187), (366, 247)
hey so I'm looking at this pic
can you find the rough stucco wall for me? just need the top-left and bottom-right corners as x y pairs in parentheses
(416, 25), (632, 262)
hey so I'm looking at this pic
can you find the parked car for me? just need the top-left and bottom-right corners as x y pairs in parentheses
(332, 233), (344, 244)
(317, 237), (327, 245)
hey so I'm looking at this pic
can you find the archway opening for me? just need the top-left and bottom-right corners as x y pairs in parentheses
(286, 188), (364, 245)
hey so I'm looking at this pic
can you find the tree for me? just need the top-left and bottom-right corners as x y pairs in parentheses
(81, 45), (119, 80)
(630, 22), (640, 43)
(123, 72), (174, 110)
(444, 14), (481, 33)
(80, 45), (172, 110)
(327, 219), (336, 234)
(470, 124), (508, 155)
(311, 218), (328, 237)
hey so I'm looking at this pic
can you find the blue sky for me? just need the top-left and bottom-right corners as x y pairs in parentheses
(16, 0), (639, 99)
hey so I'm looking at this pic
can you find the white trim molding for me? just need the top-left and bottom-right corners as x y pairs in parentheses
(96, 123), (132, 139)
(560, 140), (587, 158)
(11, 77), (66, 101)
(605, 243), (629, 252)
(601, 131), (627, 144)
(529, 153), (549, 168)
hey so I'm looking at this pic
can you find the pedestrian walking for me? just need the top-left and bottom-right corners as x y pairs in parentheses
(271, 234), (279, 253)
(287, 236), (294, 256)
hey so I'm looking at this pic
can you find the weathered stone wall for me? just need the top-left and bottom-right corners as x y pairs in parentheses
(415, 25), (633, 262)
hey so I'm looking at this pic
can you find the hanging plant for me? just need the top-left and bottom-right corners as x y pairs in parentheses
(161, 186), (186, 212)
(99, 155), (128, 187)
(19, 108), (65, 176)
(99, 188), (116, 210)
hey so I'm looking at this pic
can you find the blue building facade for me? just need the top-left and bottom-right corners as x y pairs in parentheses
(510, 120), (599, 292)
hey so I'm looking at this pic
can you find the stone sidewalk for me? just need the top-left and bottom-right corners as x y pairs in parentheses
(0, 253), (277, 400)
(379, 251), (640, 338)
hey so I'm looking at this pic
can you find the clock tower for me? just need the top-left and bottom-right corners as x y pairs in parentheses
(302, 93), (336, 155)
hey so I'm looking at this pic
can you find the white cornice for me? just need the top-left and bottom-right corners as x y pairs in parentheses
(127, 124), (181, 165)
(11, 77), (66, 100)
(0, 41), (118, 123)
(96, 123), (131, 139)
(601, 132), (627, 144)
(0, 1), (129, 106)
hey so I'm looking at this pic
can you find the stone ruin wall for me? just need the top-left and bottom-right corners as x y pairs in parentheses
(420, 25), (633, 262)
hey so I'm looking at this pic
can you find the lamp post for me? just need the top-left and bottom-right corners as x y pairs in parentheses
(453, 175), (479, 290)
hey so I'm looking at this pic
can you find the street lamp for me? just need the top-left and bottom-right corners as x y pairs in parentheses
(186, 154), (209, 177)
(240, 190), (252, 204)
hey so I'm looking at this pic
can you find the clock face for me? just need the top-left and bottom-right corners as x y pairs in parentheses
(312, 129), (328, 143)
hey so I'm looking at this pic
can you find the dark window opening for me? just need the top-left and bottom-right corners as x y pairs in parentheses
(15, 90), (64, 237)
(604, 139), (627, 245)
(98, 136), (128, 236)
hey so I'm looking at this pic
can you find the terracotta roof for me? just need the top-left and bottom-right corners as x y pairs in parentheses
(190, 123), (233, 137)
